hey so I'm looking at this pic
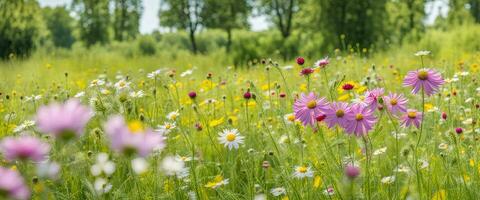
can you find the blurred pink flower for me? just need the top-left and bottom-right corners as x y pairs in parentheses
(36, 99), (93, 139)
(104, 116), (165, 157)
(1, 136), (50, 162)
(0, 167), (30, 200)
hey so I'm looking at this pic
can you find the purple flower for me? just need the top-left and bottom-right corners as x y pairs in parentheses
(344, 165), (360, 179)
(364, 88), (384, 110)
(383, 93), (408, 114)
(0, 167), (30, 200)
(403, 68), (444, 96)
(401, 109), (422, 128)
(293, 93), (329, 127)
(36, 99), (93, 139)
(324, 102), (351, 129)
(1, 136), (50, 162)
(344, 104), (377, 136)
(104, 116), (165, 157)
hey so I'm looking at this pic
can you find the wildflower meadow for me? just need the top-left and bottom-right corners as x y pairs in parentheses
(0, 48), (478, 199)
(2, 0), (480, 199)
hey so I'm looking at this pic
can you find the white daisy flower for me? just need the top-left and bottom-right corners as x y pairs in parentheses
(292, 165), (314, 179)
(100, 89), (111, 95)
(180, 69), (194, 77)
(161, 156), (188, 178)
(147, 69), (163, 79)
(284, 113), (296, 124)
(114, 80), (130, 91)
(381, 176), (395, 184)
(394, 165), (410, 173)
(94, 178), (112, 194)
(414, 50), (430, 56)
(156, 122), (176, 134)
(13, 120), (36, 133)
(131, 157), (149, 175)
(129, 90), (145, 98)
(89, 79), (105, 87)
(373, 147), (387, 156)
(438, 143), (449, 150)
(74, 91), (85, 98)
(270, 187), (286, 196)
(218, 129), (244, 150)
(36, 161), (61, 180)
(167, 110), (180, 121)
(90, 153), (116, 176)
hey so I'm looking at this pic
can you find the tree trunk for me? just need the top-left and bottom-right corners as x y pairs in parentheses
(189, 30), (198, 54)
(226, 28), (232, 53)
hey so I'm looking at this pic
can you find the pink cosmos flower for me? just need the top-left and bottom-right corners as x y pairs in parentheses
(0, 136), (50, 162)
(104, 116), (165, 157)
(382, 93), (408, 114)
(36, 99), (93, 139)
(0, 167), (30, 200)
(364, 88), (384, 110)
(403, 68), (444, 96)
(401, 109), (422, 128)
(344, 104), (377, 136)
(324, 102), (351, 128)
(293, 93), (329, 127)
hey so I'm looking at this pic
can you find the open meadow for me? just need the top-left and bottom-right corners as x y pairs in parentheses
(1, 0), (480, 199)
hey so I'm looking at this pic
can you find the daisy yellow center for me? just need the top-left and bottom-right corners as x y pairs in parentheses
(417, 71), (429, 80)
(298, 166), (307, 173)
(336, 109), (345, 117)
(226, 133), (236, 142)
(165, 124), (171, 129)
(407, 111), (417, 119)
(355, 113), (364, 121)
(287, 115), (296, 122)
(307, 100), (317, 109)
(128, 121), (144, 134)
(390, 99), (398, 105)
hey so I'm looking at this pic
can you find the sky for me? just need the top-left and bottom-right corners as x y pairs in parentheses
(38, 0), (447, 34)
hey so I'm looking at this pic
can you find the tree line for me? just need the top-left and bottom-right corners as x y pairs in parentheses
(2, 0), (480, 60)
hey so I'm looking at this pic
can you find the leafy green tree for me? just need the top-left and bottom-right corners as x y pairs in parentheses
(159, 0), (204, 54)
(113, 0), (143, 41)
(0, 0), (44, 59)
(259, 0), (300, 60)
(72, 0), (111, 47)
(386, 0), (426, 43)
(201, 0), (251, 52)
(468, 0), (480, 22)
(447, 0), (473, 25)
(42, 6), (75, 48)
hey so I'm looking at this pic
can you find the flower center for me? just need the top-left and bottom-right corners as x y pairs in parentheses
(287, 115), (296, 122)
(407, 111), (417, 119)
(306, 100), (317, 109)
(390, 99), (398, 105)
(128, 121), (144, 134)
(298, 166), (307, 173)
(417, 71), (429, 80)
(226, 133), (236, 142)
(355, 114), (364, 121)
(336, 109), (345, 117)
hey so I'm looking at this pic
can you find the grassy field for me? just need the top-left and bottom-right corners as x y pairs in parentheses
(0, 37), (479, 200)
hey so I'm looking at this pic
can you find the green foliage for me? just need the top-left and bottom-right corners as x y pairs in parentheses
(42, 6), (76, 49)
(113, 0), (142, 41)
(201, 0), (251, 52)
(159, 0), (204, 54)
(137, 36), (157, 56)
(72, 0), (111, 47)
(0, 0), (44, 59)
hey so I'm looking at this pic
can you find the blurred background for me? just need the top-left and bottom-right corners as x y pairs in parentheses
(0, 0), (479, 66)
